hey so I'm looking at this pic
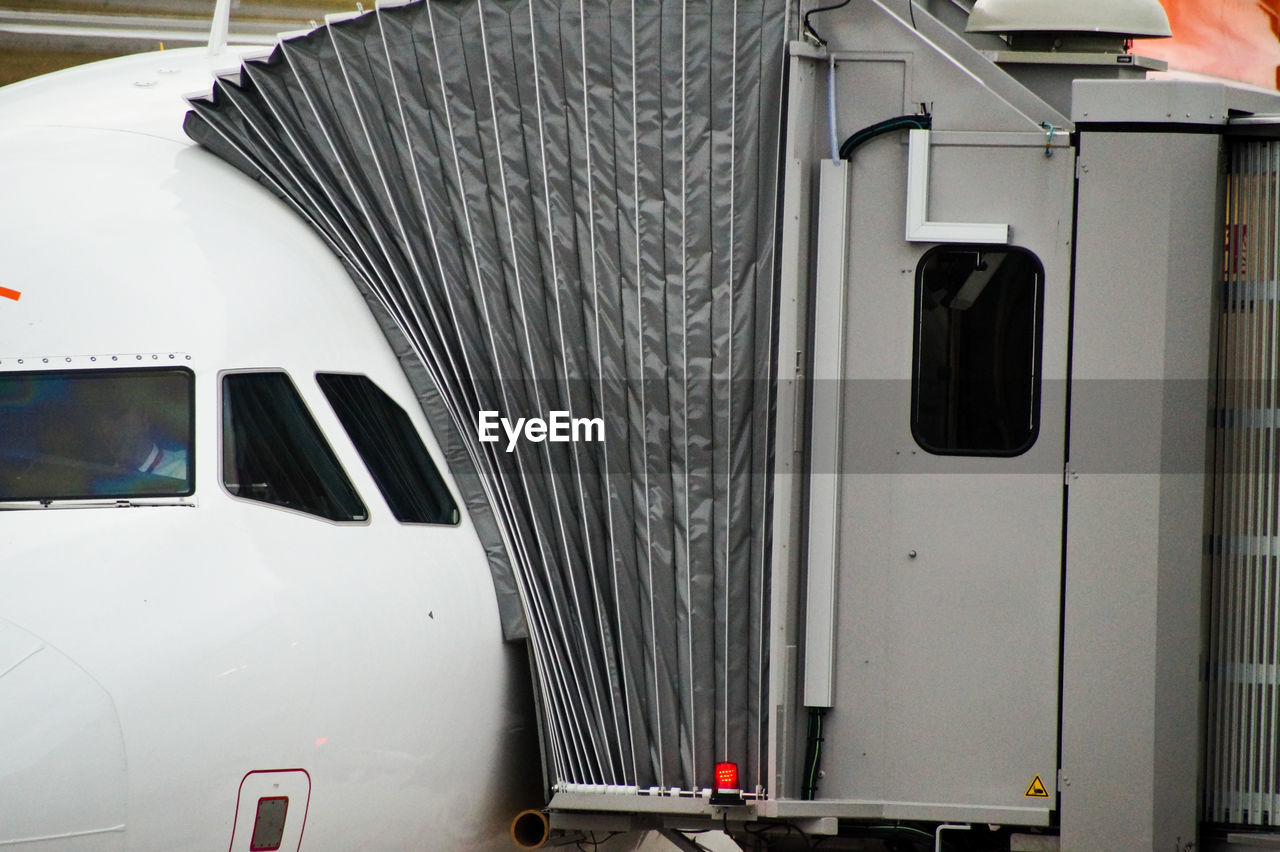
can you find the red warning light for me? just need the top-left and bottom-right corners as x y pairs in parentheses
(714, 761), (739, 792)
(711, 761), (744, 806)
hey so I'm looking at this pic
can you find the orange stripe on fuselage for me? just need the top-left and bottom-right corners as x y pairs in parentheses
(0, 287), (20, 301)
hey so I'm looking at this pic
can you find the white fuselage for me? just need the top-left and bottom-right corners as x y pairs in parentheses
(0, 48), (539, 850)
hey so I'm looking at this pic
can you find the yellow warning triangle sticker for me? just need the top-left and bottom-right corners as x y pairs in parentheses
(1025, 775), (1050, 798)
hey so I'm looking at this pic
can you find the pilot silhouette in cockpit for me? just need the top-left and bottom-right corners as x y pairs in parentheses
(89, 387), (189, 494)
(101, 404), (187, 482)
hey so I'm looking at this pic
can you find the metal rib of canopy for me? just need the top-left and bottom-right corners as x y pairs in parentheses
(185, 0), (786, 793)
(1207, 139), (1280, 825)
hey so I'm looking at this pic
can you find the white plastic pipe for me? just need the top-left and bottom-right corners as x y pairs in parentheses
(827, 55), (839, 162)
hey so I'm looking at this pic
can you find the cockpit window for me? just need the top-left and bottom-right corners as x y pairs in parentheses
(317, 372), (460, 525)
(221, 371), (367, 522)
(0, 367), (194, 501)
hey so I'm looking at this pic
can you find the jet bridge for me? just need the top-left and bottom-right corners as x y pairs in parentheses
(766, 4), (1280, 848)
(185, 0), (1280, 848)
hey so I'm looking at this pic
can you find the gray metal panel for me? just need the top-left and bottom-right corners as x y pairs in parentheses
(758, 797), (1052, 825)
(812, 0), (1070, 137)
(1062, 130), (1221, 850)
(992, 62), (1148, 118)
(819, 133), (1073, 816)
(776, 4), (1077, 808)
(984, 51), (1167, 70)
(1072, 79), (1280, 125)
(768, 49), (821, 802)
(778, 0), (1074, 820)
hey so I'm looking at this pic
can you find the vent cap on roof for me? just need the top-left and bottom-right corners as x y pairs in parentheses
(966, 0), (1171, 39)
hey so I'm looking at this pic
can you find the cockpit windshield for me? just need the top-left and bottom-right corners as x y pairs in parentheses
(0, 367), (194, 501)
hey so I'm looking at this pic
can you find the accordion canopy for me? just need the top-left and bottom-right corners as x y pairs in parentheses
(185, 0), (786, 793)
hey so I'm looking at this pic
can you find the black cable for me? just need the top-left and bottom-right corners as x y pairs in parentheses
(803, 0), (852, 47)
(801, 708), (826, 799)
(838, 112), (932, 160)
(574, 831), (623, 851)
(744, 820), (815, 850)
(908, 0), (917, 30)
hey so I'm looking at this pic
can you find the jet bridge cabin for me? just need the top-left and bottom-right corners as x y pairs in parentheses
(749, 1), (1280, 849)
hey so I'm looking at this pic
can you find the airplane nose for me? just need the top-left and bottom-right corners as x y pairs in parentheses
(0, 618), (127, 850)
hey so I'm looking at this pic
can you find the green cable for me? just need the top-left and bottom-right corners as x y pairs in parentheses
(805, 710), (824, 798)
(838, 114), (932, 160)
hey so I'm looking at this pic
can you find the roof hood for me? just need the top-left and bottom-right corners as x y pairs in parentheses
(966, 0), (1171, 39)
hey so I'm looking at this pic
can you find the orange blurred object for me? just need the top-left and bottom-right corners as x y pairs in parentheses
(1135, 0), (1280, 89)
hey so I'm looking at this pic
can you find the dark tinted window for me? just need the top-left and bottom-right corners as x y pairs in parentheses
(912, 246), (1043, 456)
(222, 371), (366, 522)
(317, 373), (459, 525)
(0, 367), (193, 501)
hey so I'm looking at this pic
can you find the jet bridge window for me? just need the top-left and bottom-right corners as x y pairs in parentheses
(317, 372), (460, 525)
(912, 245), (1043, 456)
(221, 371), (367, 522)
(0, 367), (193, 501)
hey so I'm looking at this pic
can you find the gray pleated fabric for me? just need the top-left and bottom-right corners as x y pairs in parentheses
(185, 0), (786, 793)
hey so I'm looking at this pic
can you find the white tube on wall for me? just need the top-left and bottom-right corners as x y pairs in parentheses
(804, 159), (849, 709)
